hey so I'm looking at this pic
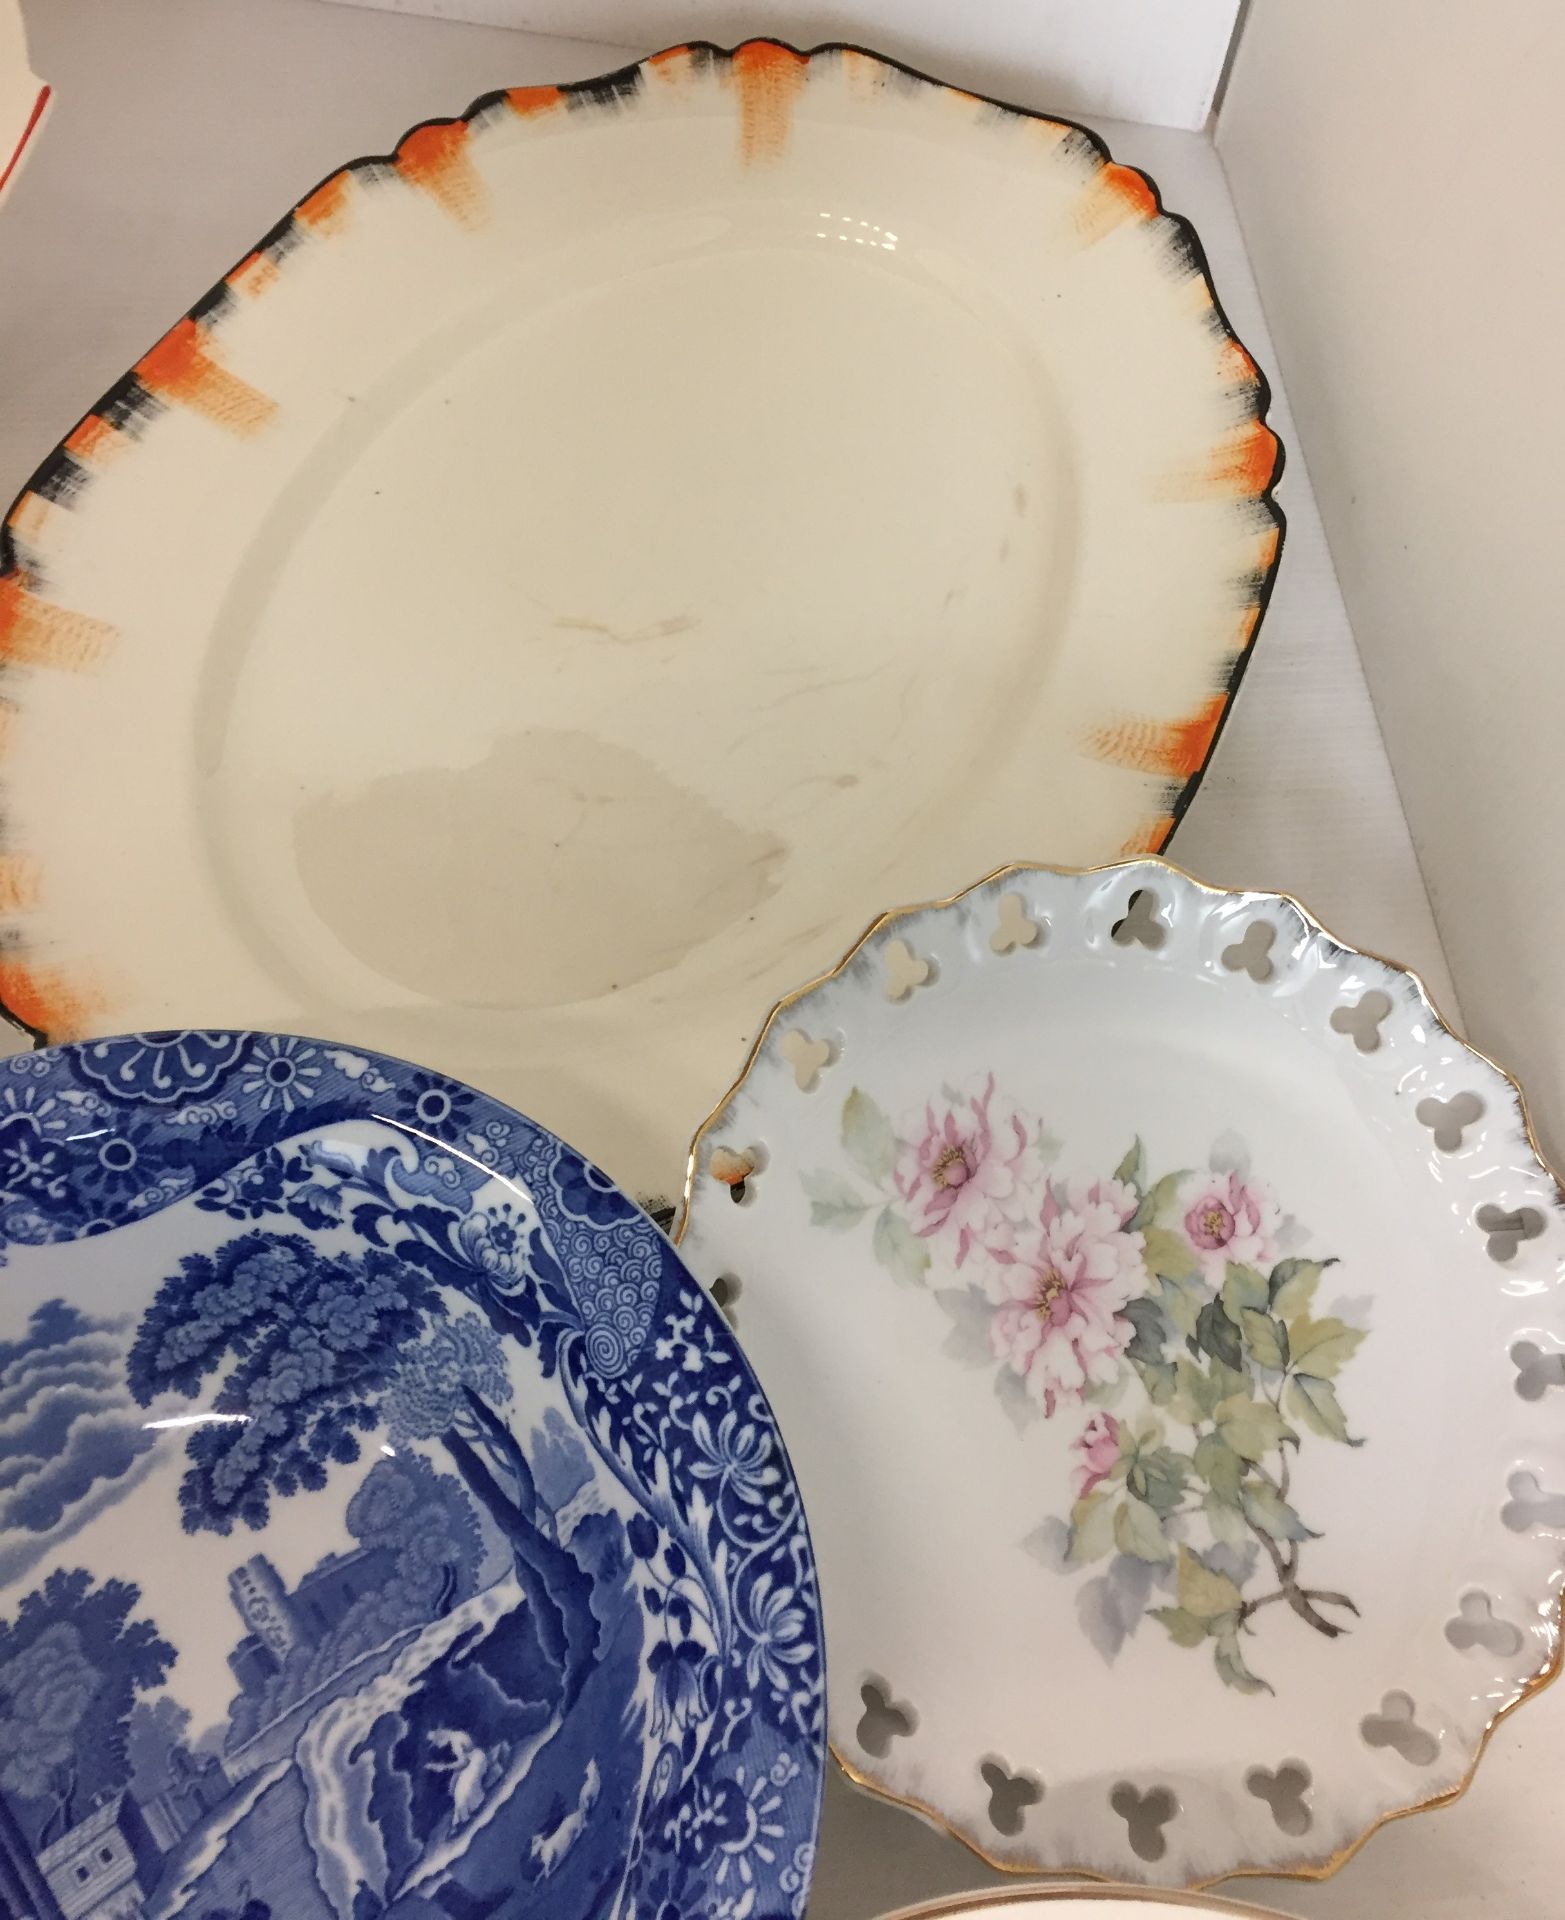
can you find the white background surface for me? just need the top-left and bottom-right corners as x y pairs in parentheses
(1, 2), (1557, 1916)
(1216, 1), (1565, 1173)
(0, 0), (47, 206)
(318, 0), (1243, 133)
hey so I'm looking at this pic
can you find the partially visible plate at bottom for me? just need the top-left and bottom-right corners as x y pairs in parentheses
(880, 1891), (1294, 1920)
(0, 1031), (823, 1920)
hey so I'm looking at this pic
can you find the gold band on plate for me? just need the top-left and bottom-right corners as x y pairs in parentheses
(675, 852), (1565, 1891)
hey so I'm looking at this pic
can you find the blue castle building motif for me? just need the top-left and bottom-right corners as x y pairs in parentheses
(0, 1037), (825, 1920)
(226, 1548), (398, 1693)
(0, 1426), (632, 1920)
(36, 1796), (162, 1920)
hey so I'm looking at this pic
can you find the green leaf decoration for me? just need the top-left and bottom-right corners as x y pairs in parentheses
(1084, 1370), (1130, 1411)
(935, 1285), (998, 1366)
(1150, 1605), (1209, 1648)
(1144, 1225), (1199, 1283)
(1144, 1171), (1188, 1226)
(1195, 1299), (1245, 1372)
(1115, 1495), (1174, 1564)
(1122, 1296), (1168, 1366)
(1221, 1262), (1270, 1318)
(1204, 1489), (1251, 1549)
(1128, 1446), (1190, 1515)
(1176, 1544), (1243, 1620)
(841, 1087), (896, 1184)
(1132, 1358), (1178, 1408)
(1239, 1308), (1290, 1372)
(1167, 1356), (1214, 1427)
(1240, 1479), (1318, 1542)
(1285, 1371), (1361, 1444)
(1068, 1490), (1117, 1565)
(1215, 1394), (1291, 1463)
(1213, 1629), (1274, 1695)
(802, 1169), (872, 1229)
(1157, 1273), (1205, 1341)
(994, 1363), (1044, 1435)
(1178, 1357), (1224, 1420)
(1268, 1256), (1328, 1320)
(1288, 1314), (1367, 1380)
(1208, 1357), (1253, 1402)
(1114, 1137), (1147, 1192)
(1193, 1431), (1244, 1503)
(872, 1205), (932, 1285)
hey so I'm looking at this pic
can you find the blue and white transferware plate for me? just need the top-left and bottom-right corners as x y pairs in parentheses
(0, 1032), (823, 1920)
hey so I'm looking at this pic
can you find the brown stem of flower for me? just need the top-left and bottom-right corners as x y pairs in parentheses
(1239, 1540), (1357, 1637)
(1240, 1508), (1351, 1634)
(1253, 1521), (1289, 1587)
(1294, 1587), (1358, 1632)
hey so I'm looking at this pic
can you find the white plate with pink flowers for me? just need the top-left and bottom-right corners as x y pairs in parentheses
(675, 857), (1565, 1890)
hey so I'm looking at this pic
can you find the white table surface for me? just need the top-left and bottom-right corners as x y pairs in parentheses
(6, 4), (1555, 1918)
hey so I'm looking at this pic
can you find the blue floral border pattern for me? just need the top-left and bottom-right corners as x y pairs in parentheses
(0, 1032), (825, 1919)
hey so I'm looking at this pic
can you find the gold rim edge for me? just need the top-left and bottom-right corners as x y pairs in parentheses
(673, 852), (1565, 1892)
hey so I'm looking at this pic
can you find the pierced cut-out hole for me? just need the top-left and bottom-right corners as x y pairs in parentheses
(1109, 1782), (1177, 1862)
(1416, 1090), (1484, 1152)
(779, 1028), (833, 1092)
(1511, 1339), (1565, 1401)
(883, 938), (933, 1001)
(1245, 1761), (1312, 1837)
(1359, 1692), (1440, 1766)
(709, 1274), (741, 1328)
(710, 1143), (766, 1206)
(980, 1757), (1043, 1836)
(1445, 1591), (1524, 1658)
(1111, 890), (1167, 951)
(1501, 1468), (1565, 1533)
(1330, 989), (1392, 1053)
(1476, 1203), (1546, 1263)
(990, 893), (1042, 955)
(856, 1678), (915, 1757)
(1222, 921), (1276, 982)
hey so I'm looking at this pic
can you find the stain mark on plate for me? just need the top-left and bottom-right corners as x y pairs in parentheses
(295, 728), (786, 1009)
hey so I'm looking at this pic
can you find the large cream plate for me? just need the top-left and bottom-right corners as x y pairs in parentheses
(0, 43), (1281, 1203)
(678, 858), (1565, 1888)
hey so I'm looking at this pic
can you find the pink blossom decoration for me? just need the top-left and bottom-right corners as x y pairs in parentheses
(985, 1176), (1145, 1414)
(893, 1075), (1038, 1265)
(1180, 1169), (1281, 1281)
(1071, 1411), (1122, 1498)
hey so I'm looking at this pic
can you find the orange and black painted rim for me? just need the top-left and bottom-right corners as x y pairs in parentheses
(0, 39), (1285, 1048)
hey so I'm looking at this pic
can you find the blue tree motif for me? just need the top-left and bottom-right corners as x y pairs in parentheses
(125, 1233), (600, 1706)
(0, 1570), (174, 1847)
(344, 1451), (484, 1622)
